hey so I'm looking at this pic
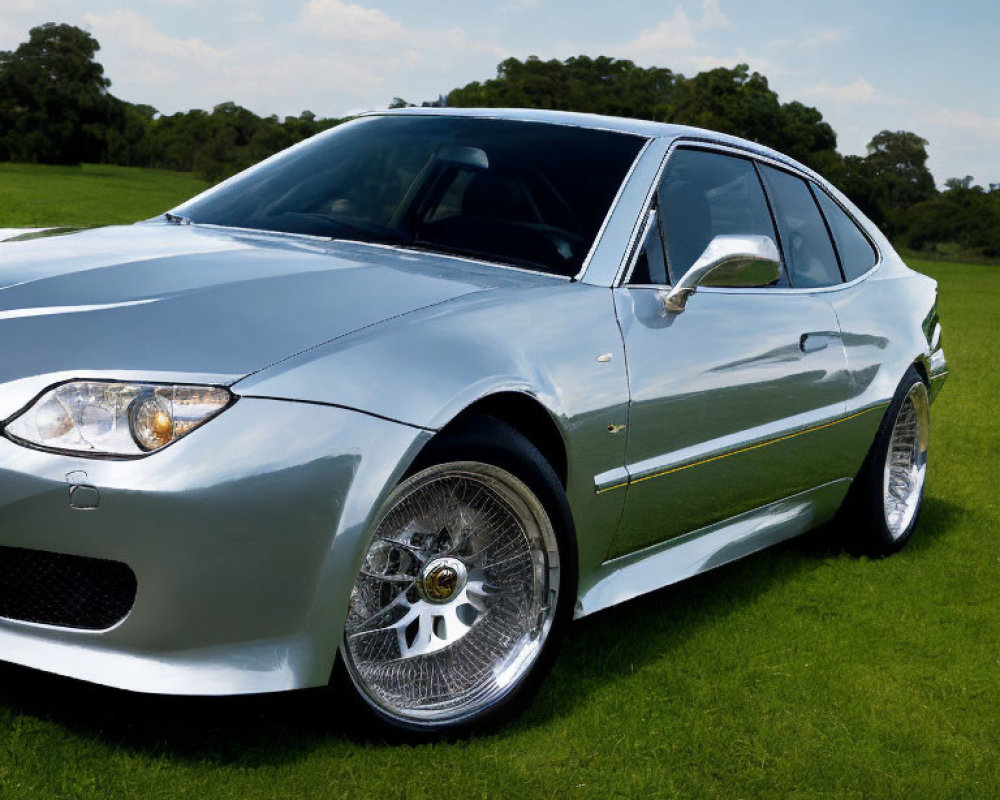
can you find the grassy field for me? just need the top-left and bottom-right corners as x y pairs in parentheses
(0, 163), (207, 227)
(0, 167), (997, 798)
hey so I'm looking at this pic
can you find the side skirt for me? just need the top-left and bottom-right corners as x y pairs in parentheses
(574, 478), (851, 619)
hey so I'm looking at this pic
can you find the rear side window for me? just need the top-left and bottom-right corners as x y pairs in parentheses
(658, 149), (784, 285)
(812, 187), (878, 281)
(759, 164), (841, 289)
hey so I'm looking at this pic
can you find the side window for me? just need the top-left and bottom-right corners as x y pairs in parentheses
(758, 165), (841, 288)
(628, 204), (668, 284)
(812, 186), (878, 281)
(656, 149), (785, 286)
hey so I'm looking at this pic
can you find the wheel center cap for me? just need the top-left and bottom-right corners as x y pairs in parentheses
(419, 556), (467, 604)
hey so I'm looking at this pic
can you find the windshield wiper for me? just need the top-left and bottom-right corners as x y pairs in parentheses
(164, 213), (192, 225)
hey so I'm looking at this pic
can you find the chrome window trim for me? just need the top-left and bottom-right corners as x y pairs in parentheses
(615, 137), (884, 293)
(618, 205), (661, 285)
(574, 136), (654, 282)
(614, 137), (678, 287)
(361, 107), (673, 138)
(332, 239), (575, 281)
(808, 181), (882, 284)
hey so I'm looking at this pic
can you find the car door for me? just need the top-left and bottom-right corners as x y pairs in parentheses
(607, 147), (853, 558)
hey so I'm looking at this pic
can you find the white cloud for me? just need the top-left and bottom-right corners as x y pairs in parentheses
(806, 77), (876, 104)
(2, 0), (39, 11)
(927, 109), (1000, 138)
(681, 50), (792, 77)
(698, 0), (731, 30)
(298, 0), (406, 43)
(74, 4), (505, 116)
(800, 27), (843, 49)
(83, 9), (222, 66)
(768, 27), (843, 52)
(0, 20), (22, 47)
(619, 6), (697, 61)
(81, 8), (386, 113)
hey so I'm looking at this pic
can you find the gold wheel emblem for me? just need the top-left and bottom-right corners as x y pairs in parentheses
(419, 557), (467, 604)
(425, 566), (458, 600)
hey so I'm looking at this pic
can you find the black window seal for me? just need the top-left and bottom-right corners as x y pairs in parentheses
(808, 181), (847, 283)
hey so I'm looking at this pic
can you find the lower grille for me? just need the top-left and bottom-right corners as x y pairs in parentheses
(0, 545), (137, 630)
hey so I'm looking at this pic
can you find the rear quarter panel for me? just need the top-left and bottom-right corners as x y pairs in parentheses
(823, 246), (939, 479)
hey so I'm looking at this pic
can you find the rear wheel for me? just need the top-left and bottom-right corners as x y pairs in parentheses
(339, 416), (572, 734)
(843, 366), (930, 555)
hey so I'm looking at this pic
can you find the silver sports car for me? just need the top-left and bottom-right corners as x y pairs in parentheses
(0, 109), (947, 733)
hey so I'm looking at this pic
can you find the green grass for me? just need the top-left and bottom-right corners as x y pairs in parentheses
(0, 163), (208, 227)
(0, 171), (997, 797)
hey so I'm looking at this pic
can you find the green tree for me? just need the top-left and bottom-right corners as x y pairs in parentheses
(447, 57), (836, 172)
(449, 55), (678, 120)
(864, 130), (937, 209)
(0, 23), (115, 164)
(901, 177), (1000, 256)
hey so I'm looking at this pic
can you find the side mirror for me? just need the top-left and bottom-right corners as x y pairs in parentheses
(659, 234), (782, 314)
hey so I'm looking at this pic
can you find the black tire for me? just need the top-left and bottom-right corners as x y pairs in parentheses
(840, 365), (931, 556)
(333, 414), (576, 737)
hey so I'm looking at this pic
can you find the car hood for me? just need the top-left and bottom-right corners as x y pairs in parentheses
(0, 223), (527, 417)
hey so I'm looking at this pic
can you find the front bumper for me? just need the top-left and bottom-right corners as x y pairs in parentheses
(0, 397), (429, 695)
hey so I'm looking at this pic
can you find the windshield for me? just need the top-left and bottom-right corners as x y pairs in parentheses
(172, 115), (646, 277)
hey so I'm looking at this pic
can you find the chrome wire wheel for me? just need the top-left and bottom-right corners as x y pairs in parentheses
(882, 381), (930, 539)
(342, 461), (561, 727)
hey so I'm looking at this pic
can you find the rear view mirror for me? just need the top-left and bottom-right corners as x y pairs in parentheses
(435, 145), (489, 170)
(659, 234), (781, 313)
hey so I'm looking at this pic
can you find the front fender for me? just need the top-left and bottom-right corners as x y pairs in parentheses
(234, 282), (633, 575)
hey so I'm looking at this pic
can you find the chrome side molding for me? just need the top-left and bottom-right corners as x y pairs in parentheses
(575, 479), (850, 618)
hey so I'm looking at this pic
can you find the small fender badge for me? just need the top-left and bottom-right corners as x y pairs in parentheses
(66, 471), (100, 511)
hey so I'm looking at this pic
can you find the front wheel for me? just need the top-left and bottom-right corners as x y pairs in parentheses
(339, 420), (570, 733)
(843, 366), (931, 555)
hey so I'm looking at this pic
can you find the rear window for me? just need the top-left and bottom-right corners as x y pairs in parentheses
(174, 116), (646, 278)
(812, 187), (878, 281)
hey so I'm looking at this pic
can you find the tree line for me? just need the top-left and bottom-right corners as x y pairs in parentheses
(0, 24), (342, 181)
(1, 23), (997, 257)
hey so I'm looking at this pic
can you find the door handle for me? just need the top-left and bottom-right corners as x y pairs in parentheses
(800, 333), (830, 353)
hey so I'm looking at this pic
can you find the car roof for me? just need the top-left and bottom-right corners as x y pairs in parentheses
(363, 107), (811, 176)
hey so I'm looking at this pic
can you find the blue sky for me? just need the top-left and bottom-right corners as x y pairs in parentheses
(1, 0), (996, 185)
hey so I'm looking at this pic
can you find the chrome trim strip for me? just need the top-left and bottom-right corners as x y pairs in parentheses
(612, 138), (676, 287)
(620, 207), (658, 285)
(329, 239), (573, 281)
(614, 138), (884, 290)
(182, 221), (334, 244)
(596, 402), (887, 494)
(575, 137), (654, 282)
(593, 466), (630, 494)
(361, 108), (670, 137)
(576, 478), (851, 618)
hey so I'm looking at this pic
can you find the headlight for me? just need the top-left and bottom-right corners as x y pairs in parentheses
(4, 381), (233, 457)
